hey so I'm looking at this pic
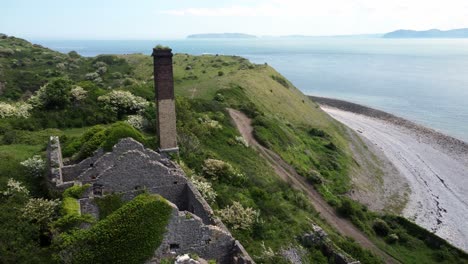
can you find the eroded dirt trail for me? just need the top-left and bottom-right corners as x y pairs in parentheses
(227, 108), (398, 264)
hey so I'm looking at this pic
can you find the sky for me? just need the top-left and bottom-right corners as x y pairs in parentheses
(1, 0), (468, 39)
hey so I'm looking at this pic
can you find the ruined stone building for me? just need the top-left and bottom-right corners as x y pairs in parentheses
(47, 137), (252, 263)
(45, 46), (253, 263)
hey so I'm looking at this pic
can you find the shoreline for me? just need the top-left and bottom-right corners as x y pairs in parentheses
(309, 95), (468, 156)
(310, 95), (468, 252)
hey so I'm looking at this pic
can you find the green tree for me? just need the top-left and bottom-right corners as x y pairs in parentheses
(42, 78), (73, 110)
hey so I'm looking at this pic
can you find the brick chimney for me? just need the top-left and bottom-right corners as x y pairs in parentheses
(152, 47), (178, 153)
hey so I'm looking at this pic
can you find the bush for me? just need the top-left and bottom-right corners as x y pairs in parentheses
(57, 193), (172, 264)
(63, 184), (91, 199)
(29, 78), (73, 110)
(0, 102), (32, 118)
(386, 233), (399, 244)
(95, 193), (125, 219)
(72, 122), (146, 160)
(20, 155), (45, 178)
(271, 75), (289, 88)
(101, 122), (145, 151)
(216, 201), (258, 230)
(98, 90), (149, 117)
(202, 158), (246, 185)
(21, 198), (60, 227)
(309, 128), (328, 138)
(337, 197), (365, 220)
(190, 177), (217, 204)
(218, 71), (224, 76)
(372, 218), (390, 237)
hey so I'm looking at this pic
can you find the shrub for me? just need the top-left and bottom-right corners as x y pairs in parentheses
(191, 177), (217, 204)
(71, 122), (146, 160)
(309, 128), (328, 138)
(101, 122), (145, 151)
(373, 218), (390, 237)
(21, 198), (60, 226)
(218, 71), (224, 76)
(386, 233), (399, 244)
(63, 184), (91, 199)
(271, 75), (289, 88)
(57, 193), (172, 264)
(95, 193), (125, 219)
(20, 155), (46, 178)
(337, 197), (365, 220)
(1, 178), (30, 196)
(29, 78), (73, 110)
(0, 102), (32, 118)
(216, 201), (259, 230)
(202, 158), (246, 185)
(70, 86), (87, 101)
(125, 114), (144, 130)
(98, 90), (149, 117)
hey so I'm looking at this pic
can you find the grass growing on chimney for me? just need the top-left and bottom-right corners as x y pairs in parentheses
(57, 193), (172, 264)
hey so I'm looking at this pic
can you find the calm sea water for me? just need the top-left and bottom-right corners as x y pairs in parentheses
(33, 38), (468, 142)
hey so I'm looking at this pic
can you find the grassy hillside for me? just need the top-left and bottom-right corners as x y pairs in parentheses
(0, 35), (466, 264)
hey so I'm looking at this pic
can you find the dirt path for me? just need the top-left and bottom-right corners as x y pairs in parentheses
(227, 108), (398, 264)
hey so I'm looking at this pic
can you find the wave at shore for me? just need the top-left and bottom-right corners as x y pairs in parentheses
(311, 96), (468, 252)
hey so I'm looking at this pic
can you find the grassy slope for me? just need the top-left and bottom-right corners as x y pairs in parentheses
(0, 35), (466, 263)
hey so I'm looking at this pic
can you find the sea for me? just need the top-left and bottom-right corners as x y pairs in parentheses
(33, 38), (468, 142)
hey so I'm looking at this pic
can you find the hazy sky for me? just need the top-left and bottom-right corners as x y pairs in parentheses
(2, 0), (468, 39)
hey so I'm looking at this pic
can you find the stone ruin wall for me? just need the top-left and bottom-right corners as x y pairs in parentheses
(47, 136), (253, 264)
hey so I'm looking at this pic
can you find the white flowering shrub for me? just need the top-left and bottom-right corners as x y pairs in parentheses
(85, 72), (100, 81)
(235, 136), (249, 147)
(216, 201), (259, 230)
(1, 178), (29, 196)
(20, 155), (46, 178)
(28, 86), (46, 108)
(202, 159), (247, 185)
(98, 90), (149, 115)
(198, 114), (222, 129)
(0, 102), (32, 118)
(125, 114), (144, 130)
(70, 86), (88, 101)
(21, 198), (60, 225)
(191, 177), (217, 204)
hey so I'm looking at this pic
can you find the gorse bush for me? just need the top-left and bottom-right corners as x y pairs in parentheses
(57, 193), (172, 264)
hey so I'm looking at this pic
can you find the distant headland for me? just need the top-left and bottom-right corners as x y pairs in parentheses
(383, 28), (468, 38)
(187, 33), (257, 39)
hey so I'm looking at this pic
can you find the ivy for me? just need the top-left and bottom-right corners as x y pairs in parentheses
(57, 193), (172, 264)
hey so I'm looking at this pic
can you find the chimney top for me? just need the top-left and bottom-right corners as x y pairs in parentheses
(152, 45), (172, 57)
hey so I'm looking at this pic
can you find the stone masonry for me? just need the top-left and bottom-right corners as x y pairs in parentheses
(47, 137), (253, 264)
(153, 48), (178, 152)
